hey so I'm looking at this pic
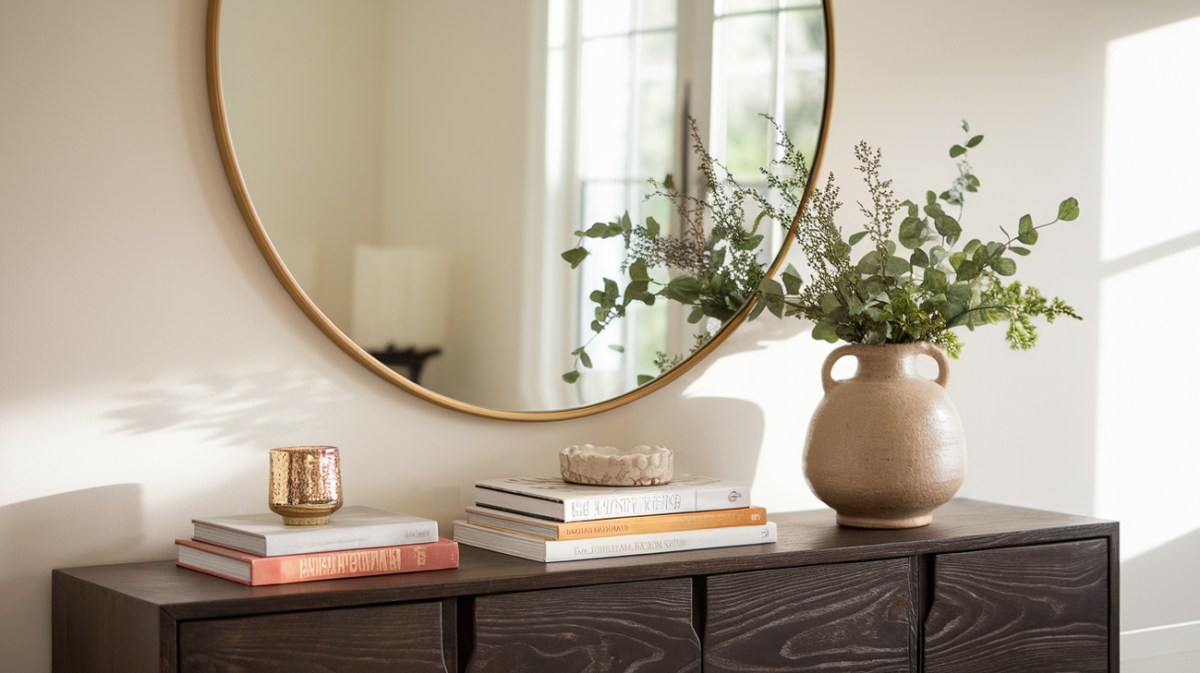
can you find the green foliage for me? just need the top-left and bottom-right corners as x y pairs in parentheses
(560, 117), (809, 384)
(562, 118), (1083, 384)
(758, 120), (1082, 357)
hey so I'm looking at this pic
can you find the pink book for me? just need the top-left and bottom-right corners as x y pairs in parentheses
(175, 537), (458, 586)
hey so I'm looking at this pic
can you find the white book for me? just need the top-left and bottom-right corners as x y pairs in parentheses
(192, 505), (438, 557)
(474, 474), (750, 523)
(453, 519), (776, 563)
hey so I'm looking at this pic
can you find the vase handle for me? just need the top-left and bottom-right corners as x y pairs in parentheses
(821, 344), (861, 393)
(916, 341), (950, 388)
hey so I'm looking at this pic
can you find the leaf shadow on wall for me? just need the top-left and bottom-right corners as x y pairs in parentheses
(0, 484), (145, 669)
(102, 369), (356, 447)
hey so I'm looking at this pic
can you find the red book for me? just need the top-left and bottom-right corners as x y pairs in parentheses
(175, 537), (458, 586)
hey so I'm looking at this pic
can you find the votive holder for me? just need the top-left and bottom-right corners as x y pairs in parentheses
(268, 446), (342, 526)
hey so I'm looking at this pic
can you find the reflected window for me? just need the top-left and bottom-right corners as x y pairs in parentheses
(541, 0), (824, 407)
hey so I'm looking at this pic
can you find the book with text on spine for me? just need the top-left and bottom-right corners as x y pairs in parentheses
(474, 474), (750, 522)
(465, 505), (767, 540)
(175, 537), (459, 586)
(191, 505), (438, 557)
(453, 520), (776, 563)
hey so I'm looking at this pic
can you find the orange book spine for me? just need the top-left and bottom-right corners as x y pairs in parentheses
(176, 537), (458, 586)
(554, 506), (767, 540)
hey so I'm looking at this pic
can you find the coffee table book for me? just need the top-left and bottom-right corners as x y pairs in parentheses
(465, 504), (767, 540)
(175, 537), (458, 586)
(474, 474), (750, 523)
(453, 519), (776, 562)
(191, 505), (438, 556)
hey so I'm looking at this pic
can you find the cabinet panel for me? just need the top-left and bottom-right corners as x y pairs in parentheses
(466, 577), (700, 673)
(705, 558), (912, 673)
(179, 601), (449, 673)
(924, 538), (1109, 673)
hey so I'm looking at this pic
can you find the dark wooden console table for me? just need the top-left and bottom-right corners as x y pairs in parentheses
(52, 499), (1118, 672)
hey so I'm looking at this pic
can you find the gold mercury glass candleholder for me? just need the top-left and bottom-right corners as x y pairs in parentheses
(268, 446), (343, 526)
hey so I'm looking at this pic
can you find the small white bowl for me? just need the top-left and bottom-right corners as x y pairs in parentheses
(559, 444), (673, 486)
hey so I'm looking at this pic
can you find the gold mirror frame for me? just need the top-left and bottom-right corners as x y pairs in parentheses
(205, 0), (836, 422)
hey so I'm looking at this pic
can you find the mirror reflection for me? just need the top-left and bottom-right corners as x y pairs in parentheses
(219, 0), (827, 412)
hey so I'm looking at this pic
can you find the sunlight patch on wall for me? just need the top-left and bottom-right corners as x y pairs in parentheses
(1096, 16), (1200, 561)
(1100, 16), (1200, 262)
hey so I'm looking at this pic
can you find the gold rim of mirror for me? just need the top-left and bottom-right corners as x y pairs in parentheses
(205, 0), (836, 422)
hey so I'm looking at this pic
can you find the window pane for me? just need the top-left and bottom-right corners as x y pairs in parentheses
(582, 0), (632, 37)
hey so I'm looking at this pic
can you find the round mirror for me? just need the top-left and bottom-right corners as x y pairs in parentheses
(206, 0), (833, 420)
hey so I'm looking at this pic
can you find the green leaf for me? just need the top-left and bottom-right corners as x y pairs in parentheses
(898, 217), (926, 249)
(561, 247), (589, 269)
(1009, 245), (1031, 256)
(956, 259), (983, 281)
(782, 263), (803, 294)
(562, 370), (581, 383)
(819, 293), (842, 314)
(856, 250), (882, 274)
(934, 214), (962, 245)
(985, 241), (1004, 258)
(922, 267), (948, 292)
(579, 350), (592, 369)
(1017, 214), (1038, 244)
(948, 252), (966, 270)
(608, 344), (625, 353)
(950, 144), (966, 158)
(628, 259), (650, 281)
(929, 246), (949, 267)
(737, 234), (765, 251)
(910, 247), (929, 268)
(966, 134), (984, 148)
(1058, 197), (1080, 221)
(749, 296), (768, 320)
(687, 307), (704, 324)
(885, 255), (912, 277)
(591, 320), (603, 333)
(848, 230), (869, 246)
(811, 320), (840, 343)
(991, 257), (1017, 276)
(622, 280), (649, 305)
(636, 374), (654, 386)
(926, 191), (937, 206)
(962, 120), (971, 133)
(662, 276), (701, 304)
(645, 216), (661, 237)
(847, 294), (866, 315)
(963, 239), (982, 255)
(759, 277), (784, 298)
(603, 277), (620, 298)
(621, 212), (632, 235)
(861, 276), (887, 298)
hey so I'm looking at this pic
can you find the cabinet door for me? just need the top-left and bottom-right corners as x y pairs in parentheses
(466, 577), (700, 673)
(704, 558), (912, 673)
(179, 600), (449, 673)
(924, 538), (1109, 673)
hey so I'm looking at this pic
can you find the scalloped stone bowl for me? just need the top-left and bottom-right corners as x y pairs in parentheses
(559, 444), (674, 486)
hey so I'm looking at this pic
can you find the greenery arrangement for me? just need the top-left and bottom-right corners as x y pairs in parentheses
(561, 119), (1081, 384)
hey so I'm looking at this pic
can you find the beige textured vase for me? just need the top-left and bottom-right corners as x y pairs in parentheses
(804, 341), (966, 529)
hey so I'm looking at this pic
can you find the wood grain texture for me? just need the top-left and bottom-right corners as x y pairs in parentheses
(924, 539), (1110, 673)
(178, 601), (448, 673)
(705, 558), (911, 672)
(465, 578), (700, 673)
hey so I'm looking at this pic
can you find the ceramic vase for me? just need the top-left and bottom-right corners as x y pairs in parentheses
(804, 341), (966, 529)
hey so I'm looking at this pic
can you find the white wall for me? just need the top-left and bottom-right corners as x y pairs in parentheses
(2, 1), (1198, 670)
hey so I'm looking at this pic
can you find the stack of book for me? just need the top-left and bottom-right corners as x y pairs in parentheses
(453, 475), (775, 562)
(176, 505), (458, 586)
